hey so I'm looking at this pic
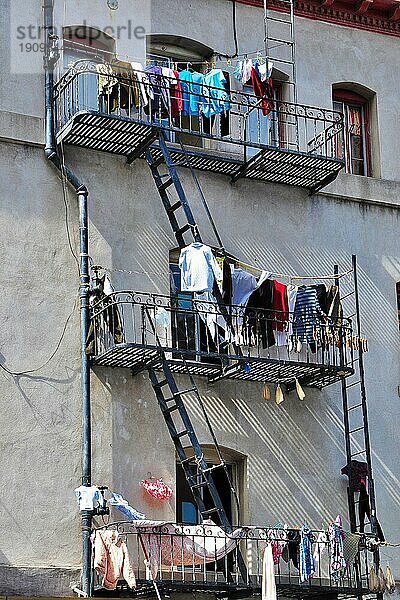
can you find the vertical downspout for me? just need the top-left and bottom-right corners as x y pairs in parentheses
(43, 1), (92, 595)
(79, 189), (92, 596)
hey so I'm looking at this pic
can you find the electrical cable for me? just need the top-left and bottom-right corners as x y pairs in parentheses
(0, 294), (78, 376)
(176, 139), (225, 251)
(59, 140), (80, 269)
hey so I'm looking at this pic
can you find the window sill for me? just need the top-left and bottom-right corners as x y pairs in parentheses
(319, 171), (400, 208)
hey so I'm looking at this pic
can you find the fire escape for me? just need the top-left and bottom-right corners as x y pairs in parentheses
(49, 1), (382, 597)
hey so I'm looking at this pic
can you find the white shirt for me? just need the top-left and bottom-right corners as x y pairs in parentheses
(179, 243), (222, 293)
(231, 267), (258, 307)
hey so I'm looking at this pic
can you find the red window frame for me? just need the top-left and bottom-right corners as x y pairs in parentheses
(333, 89), (372, 177)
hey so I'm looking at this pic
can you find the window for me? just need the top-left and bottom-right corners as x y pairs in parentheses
(61, 27), (115, 118)
(176, 446), (246, 526)
(146, 35), (230, 147)
(333, 89), (371, 176)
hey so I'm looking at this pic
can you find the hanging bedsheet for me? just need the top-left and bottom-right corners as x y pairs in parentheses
(133, 519), (244, 578)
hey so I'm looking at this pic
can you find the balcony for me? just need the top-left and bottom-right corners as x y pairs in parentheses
(88, 291), (354, 389)
(92, 521), (370, 598)
(54, 60), (345, 192)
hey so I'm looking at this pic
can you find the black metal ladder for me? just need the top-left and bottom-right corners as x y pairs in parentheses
(145, 306), (248, 581)
(145, 132), (202, 249)
(337, 256), (381, 579)
(144, 131), (244, 534)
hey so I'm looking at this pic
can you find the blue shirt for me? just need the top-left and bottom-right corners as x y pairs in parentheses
(202, 69), (230, 118)
(179, 70), (204, 116)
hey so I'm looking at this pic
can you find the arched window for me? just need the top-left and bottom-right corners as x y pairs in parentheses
(333, 87), (373, 176)
(63, 25), (115, 67)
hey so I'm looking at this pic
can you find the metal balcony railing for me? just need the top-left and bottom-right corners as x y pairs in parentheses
(53, 61), (345, 190)
(92, 521), (370, 597)
(88, 291), (354, 387)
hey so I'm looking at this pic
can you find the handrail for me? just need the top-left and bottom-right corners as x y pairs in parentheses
(53, 61), (343, 124)
(53, 61), (345, 161)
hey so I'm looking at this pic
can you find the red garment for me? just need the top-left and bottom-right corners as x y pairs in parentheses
(171, 70), (183, 118)
(272, 280), (288, 331)
(250, 67), (274, 116)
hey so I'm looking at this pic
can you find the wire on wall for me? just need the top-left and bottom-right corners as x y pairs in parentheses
(0, 294), (78, 377)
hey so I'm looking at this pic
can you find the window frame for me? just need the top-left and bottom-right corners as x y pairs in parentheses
(333, 89), (372, 177)
(175, 446), (247, 527)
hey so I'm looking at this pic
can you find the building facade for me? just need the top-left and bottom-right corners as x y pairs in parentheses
(0, 0), (399, 597)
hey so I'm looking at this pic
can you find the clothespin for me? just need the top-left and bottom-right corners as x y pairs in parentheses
(227, 58), (232, 65)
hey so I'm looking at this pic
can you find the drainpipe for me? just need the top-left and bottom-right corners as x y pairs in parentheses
(43, 1), (92, 595)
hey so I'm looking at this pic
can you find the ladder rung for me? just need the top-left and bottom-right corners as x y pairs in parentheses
(203, 464), (225, 474)
(158, 177), (173, 191)
(181, 456), (196, 465)
(349, 426), (364, 434)
(153, 157), (164, 168)
(176, 223), (192, 236)
(153, 378), (168, 388)
(162, 404), (179, 414)
(346, 380), (361, 389)
(191, 481), (209, 490)
(174, 430), (189, 439)
(173, 387), (197, 397)
(348, 403), (363, 411)
(202, 507), (220, 516)
(167, 200), (182, 213)
(351, 450), (366, 457)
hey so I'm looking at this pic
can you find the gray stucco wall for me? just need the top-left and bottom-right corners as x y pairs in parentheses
(0, 0), (400, 596)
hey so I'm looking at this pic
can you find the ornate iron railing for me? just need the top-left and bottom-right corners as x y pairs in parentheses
(88, 291), (354, 375)
(92, 521), (370, 595)
(54, 60), (344, 161)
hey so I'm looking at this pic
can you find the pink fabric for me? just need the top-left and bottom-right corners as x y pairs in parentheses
(94, 530), (136, 590)
(135, 521), (243, 579)
(141, 478), (173, 500)
(171, 70), (183, 117)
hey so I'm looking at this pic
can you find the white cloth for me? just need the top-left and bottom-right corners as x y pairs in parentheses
(103, 274), (114, 296)
(231, 267), (258, 308)
(262, 544), (277, 600)
(154, 307), (170, 346)
(313, 530), (330, 579)
(179, 243), (222, 293)
(133, 520), (243, 579)
(161, 66), (177, 86)
(257, 60), (274, 82)
(194, 290), (227, 344)
(241, 58), (253, 84)
(131, 61), (152, 107)
(287, 284), (298, 337)
(74, 485), (101, 511)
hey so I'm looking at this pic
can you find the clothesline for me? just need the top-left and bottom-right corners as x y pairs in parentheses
(63, 40), (271, 66)
(92, 263), (353, 282)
